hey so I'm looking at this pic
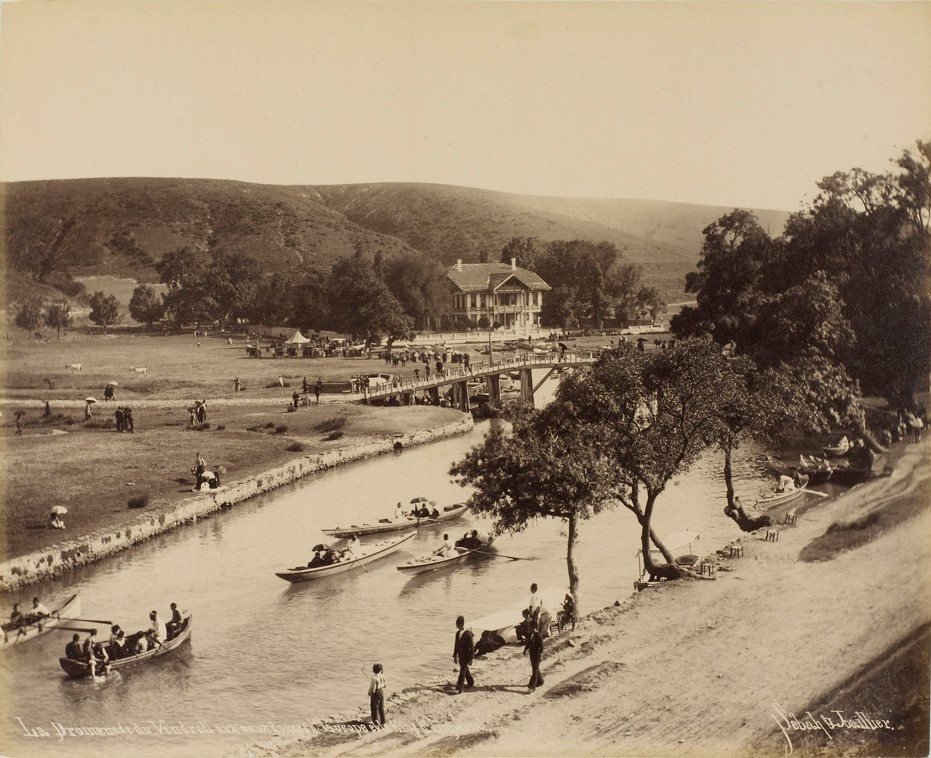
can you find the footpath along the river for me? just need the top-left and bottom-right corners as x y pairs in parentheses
(238, 439), (931, 758)
(0, 413), (474, 592)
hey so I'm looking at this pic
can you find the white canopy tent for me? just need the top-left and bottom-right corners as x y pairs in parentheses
(285, 331), (310, 345)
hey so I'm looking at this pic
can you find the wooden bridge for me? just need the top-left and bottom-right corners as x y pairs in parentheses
(358, 351), (597, 411)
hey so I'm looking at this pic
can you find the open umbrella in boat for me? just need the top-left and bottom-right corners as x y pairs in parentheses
(84, 397), (97, 404)
(410, 497), (430, 504)
(50, 505), (68, 515)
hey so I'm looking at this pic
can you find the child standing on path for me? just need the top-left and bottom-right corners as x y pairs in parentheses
(368, 663), (387, 727)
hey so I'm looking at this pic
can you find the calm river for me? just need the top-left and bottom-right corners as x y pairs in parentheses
(1, 415), (776, 758)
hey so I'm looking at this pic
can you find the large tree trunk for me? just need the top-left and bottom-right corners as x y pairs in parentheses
(721, 444), (772, 532)
(723, 445), (735, 510)
(640, 492), (683, 580)
(566, 512), (581, 617)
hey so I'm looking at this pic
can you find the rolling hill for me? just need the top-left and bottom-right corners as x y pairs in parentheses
(2, 178), (792, 303)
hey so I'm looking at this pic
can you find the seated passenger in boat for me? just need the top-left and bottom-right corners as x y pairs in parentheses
(24, 597), (50, 626)
(308, 550), (324, 567)
(166, 603), (183, 639)
(434, 533), (455, 557)
(454, 532), (470, 549)
(65, 633), (83, 661)
(394, 502), (405, 519)
(417, 506), (431, 518)
(320, 548), (337, 565)
(776, 474), (796, 493)
(109, 631), (128, 660)
(8, 603), (22, 628)
(431, 507), (441, 519)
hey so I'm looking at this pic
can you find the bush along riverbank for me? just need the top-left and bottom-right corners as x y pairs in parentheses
(0, 414), (474, 592)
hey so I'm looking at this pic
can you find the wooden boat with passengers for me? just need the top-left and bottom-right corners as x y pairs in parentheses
(59, 614), (193, 678)
(755, 474), (810, 509)
(2, 593), (81, 649)
(275, 531), (416, 582)
(396, 534), (495, 576)
(320, 502), (469, 539)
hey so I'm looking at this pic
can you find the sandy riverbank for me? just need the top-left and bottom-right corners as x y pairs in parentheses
(238, 439), (930, 758)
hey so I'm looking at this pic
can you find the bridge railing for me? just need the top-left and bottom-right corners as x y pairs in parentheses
(358, 352), (596, 400)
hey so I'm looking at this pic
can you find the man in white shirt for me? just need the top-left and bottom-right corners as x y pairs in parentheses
(393, 502), (404, 520)
(527, 583), (542, 618)
(147, 610), (167, 648)
(435, 533), (455, 557)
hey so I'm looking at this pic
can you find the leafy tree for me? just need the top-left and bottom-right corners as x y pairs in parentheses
(558, 339), (736, 580)
(500, 237), (541, 270)
(88, 291), (121, 334)
(636, 285), (667, 327)
(210, 251), (263, 326)
(15, 298), (44, 335)
(450, 406), (619, 615)
(156, 247), (218, 325)
(128, 285), (165, 327)
(382, 251), (449, 331)
(605, 263), (644, 326)
(44, 302), (72, 339)
(327, 252), (413, 345)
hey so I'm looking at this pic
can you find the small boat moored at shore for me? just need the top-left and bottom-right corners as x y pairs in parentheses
(2, 594), (81, 649)
(275, 532), (416, 582)
(59, 614), (193, 678)
(396, 535), (495, 576)
(756, 475), (810, 509)
(320, 502), (469, 539)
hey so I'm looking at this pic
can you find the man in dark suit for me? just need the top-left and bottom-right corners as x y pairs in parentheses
(525, 625), (545, 692)
(65, 633), (83, 661)
(453, 615), (474, 693)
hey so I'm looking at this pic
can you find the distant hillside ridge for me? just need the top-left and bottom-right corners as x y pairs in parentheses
(2, 177), (791, 300)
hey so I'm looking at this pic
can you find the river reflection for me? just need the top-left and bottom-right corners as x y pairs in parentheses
(1, 410), (776, 758)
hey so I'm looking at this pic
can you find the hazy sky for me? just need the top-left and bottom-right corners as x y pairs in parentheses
(1, 1), (929, 211)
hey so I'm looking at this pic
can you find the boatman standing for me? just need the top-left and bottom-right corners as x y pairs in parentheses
(147, 610), (167, 649)
(453, 615), (474, 694)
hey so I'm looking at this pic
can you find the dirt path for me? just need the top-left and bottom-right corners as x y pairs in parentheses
(244, 440), (930, 758)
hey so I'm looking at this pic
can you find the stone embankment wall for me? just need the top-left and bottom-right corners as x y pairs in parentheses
(0, 415), (474, 593)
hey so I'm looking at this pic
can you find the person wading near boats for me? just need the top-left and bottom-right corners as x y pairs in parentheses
(368, 663), (387, 727)
(453, 615), (475, 693)
(83, 629), (109, 675)
(524, 623), (545, 692)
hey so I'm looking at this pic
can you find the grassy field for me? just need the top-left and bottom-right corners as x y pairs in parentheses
(0, 328), (651, 562)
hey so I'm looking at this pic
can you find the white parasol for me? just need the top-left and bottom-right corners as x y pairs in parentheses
(85, 397), (97, 403)
(107, 381), (119, 387)
(50, 505), (68, 515)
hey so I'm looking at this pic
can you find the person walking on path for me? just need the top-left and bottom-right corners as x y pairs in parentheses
(315, 377), (323, 404)
(368, 663), (387, 727)
(124, 406), (134, 433)
(453, 615), (474, 693)
(524, 624), (545, 692)
(234, 377), (240, 393)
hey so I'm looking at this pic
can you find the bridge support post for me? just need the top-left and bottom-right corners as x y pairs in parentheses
(487, 374), (501, 408)
(519, 368), (534, 408)
(453, 380), (471, 412)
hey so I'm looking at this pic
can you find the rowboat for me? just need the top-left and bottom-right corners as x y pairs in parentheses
(823, 436), (851, 458)
(396, 536), (495, 576)
(320, 503), (469, 539)
(2, 594), (81, 648)
(756, 478), (809, 510)
(275, 531), (416, 582)
(59, 614), (193, 678)
(469, 585), (569, 647)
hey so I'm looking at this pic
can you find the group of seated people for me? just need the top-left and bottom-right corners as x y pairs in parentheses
(64, 604), (184, 673)
(7, 597), (50, 631)
(410, 504), (440, 519)
(307, 535), (362, 567)
(454, 530), (484, 551)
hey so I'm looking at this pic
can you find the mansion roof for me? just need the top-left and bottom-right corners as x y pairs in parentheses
(447, 262), (551, 293)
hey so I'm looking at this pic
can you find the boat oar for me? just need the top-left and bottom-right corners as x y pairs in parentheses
(474, 549), (536, 561)
(806, 490), (830, 498)
(60, 617), (113, 625)
(345, 548), (370, 573)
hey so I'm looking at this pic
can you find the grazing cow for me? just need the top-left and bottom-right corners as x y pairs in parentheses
(65, 363), (82, 371)
(129, 366), (148, 376)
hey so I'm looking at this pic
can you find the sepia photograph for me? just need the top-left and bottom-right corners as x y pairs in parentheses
(0, 2), (929, 757)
